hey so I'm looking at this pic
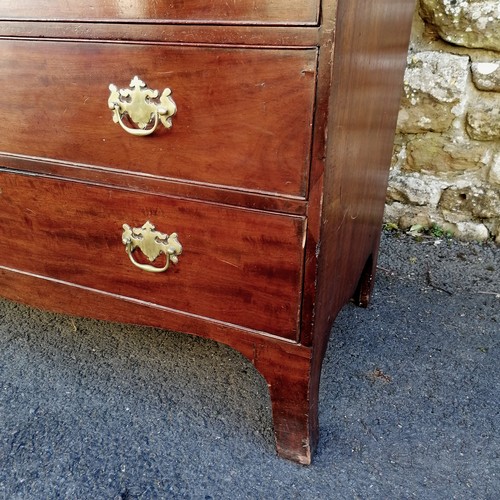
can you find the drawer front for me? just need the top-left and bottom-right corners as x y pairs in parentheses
(0, 0), (319, 25)
(0, 40), (317, 198)
(0, 172), (305, 339)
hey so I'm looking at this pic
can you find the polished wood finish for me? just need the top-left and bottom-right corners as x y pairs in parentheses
(0, 41), (316, 197)
(0, 0), (416, 464)
(0, 22), (321, 46)
(0, 171), (305, 339)
(0, 0), (320, 25)
(0, 153), (308, 215)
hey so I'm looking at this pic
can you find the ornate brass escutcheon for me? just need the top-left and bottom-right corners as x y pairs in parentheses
(108, 76), (177, 136)
(122, 221), (182, 273)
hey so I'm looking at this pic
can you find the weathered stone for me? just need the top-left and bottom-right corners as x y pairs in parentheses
(399, 212), (433, 230)
(397, 51), (469, 133)
(384, 202), (407, 224)
(439, 186), (500, 219)
(387, 173), (444, 206)
(471, 61), (500, 92)
(487, 220), (500, 244)
(389, 2), (500, 243)
(420, 0), (500, 52)
(489, 154), (500, 186)
(384, 202), (433, 230)
(466, 95), (500, 141)
(453, 221), (490, 241)
(405, 135), (487, 173)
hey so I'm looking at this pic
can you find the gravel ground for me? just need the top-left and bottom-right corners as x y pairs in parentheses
(0, 231), (498, 499)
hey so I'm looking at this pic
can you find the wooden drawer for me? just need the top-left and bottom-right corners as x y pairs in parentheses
(0, 0), (319, 25)
(0, 40), (317, 198)
(0, 171), (305, 339)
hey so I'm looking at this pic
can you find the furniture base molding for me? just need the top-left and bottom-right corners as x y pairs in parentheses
(0, 265), (320, 464)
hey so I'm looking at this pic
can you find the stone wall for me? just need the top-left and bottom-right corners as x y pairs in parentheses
(386, 0), (500, 242)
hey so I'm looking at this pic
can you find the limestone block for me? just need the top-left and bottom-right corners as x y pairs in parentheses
(384, 202), (433, 229)
(420, 0), (500, 52)
(399, 212), (433, 230)
(487, 220), (500, 244)
(490, 154), (500, 186)
(387, 173), (444, 207)
(466, 94), (500, 141)
(439, 185), (500, 219)
(454, 221), (490, 241)
(384, 202), (407, 223)
(471, 61), (500, 92)
(397, 51), (469, 133)
(405, 134), (487, 173)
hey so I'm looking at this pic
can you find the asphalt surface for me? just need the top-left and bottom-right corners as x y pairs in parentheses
(0, 231), (498, 499)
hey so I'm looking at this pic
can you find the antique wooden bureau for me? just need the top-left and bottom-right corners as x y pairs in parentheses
(0, 1), (415, 464)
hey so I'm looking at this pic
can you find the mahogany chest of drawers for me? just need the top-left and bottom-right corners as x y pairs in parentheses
(0, 0), (415, 464)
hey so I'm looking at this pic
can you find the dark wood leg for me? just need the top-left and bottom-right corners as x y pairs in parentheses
(353, 232), (384, 309)
(354, 253), (375, 308)
(251, 342), (319, 465)
(0, 266), (323, 464)
(354, 232), (384, 308)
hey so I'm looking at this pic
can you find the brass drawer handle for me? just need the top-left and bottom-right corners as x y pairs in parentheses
(108, 76), (177, 136)
(122, 221), (182, 273)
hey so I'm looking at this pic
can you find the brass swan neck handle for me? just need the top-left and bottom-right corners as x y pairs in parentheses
(122, 221), (182, 273)
(108, 76), (176, 136)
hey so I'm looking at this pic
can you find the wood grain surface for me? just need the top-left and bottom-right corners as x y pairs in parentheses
(0, 40), (316, 197)
(0, 0), (319, 25)
(0, 171), (305, 339)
